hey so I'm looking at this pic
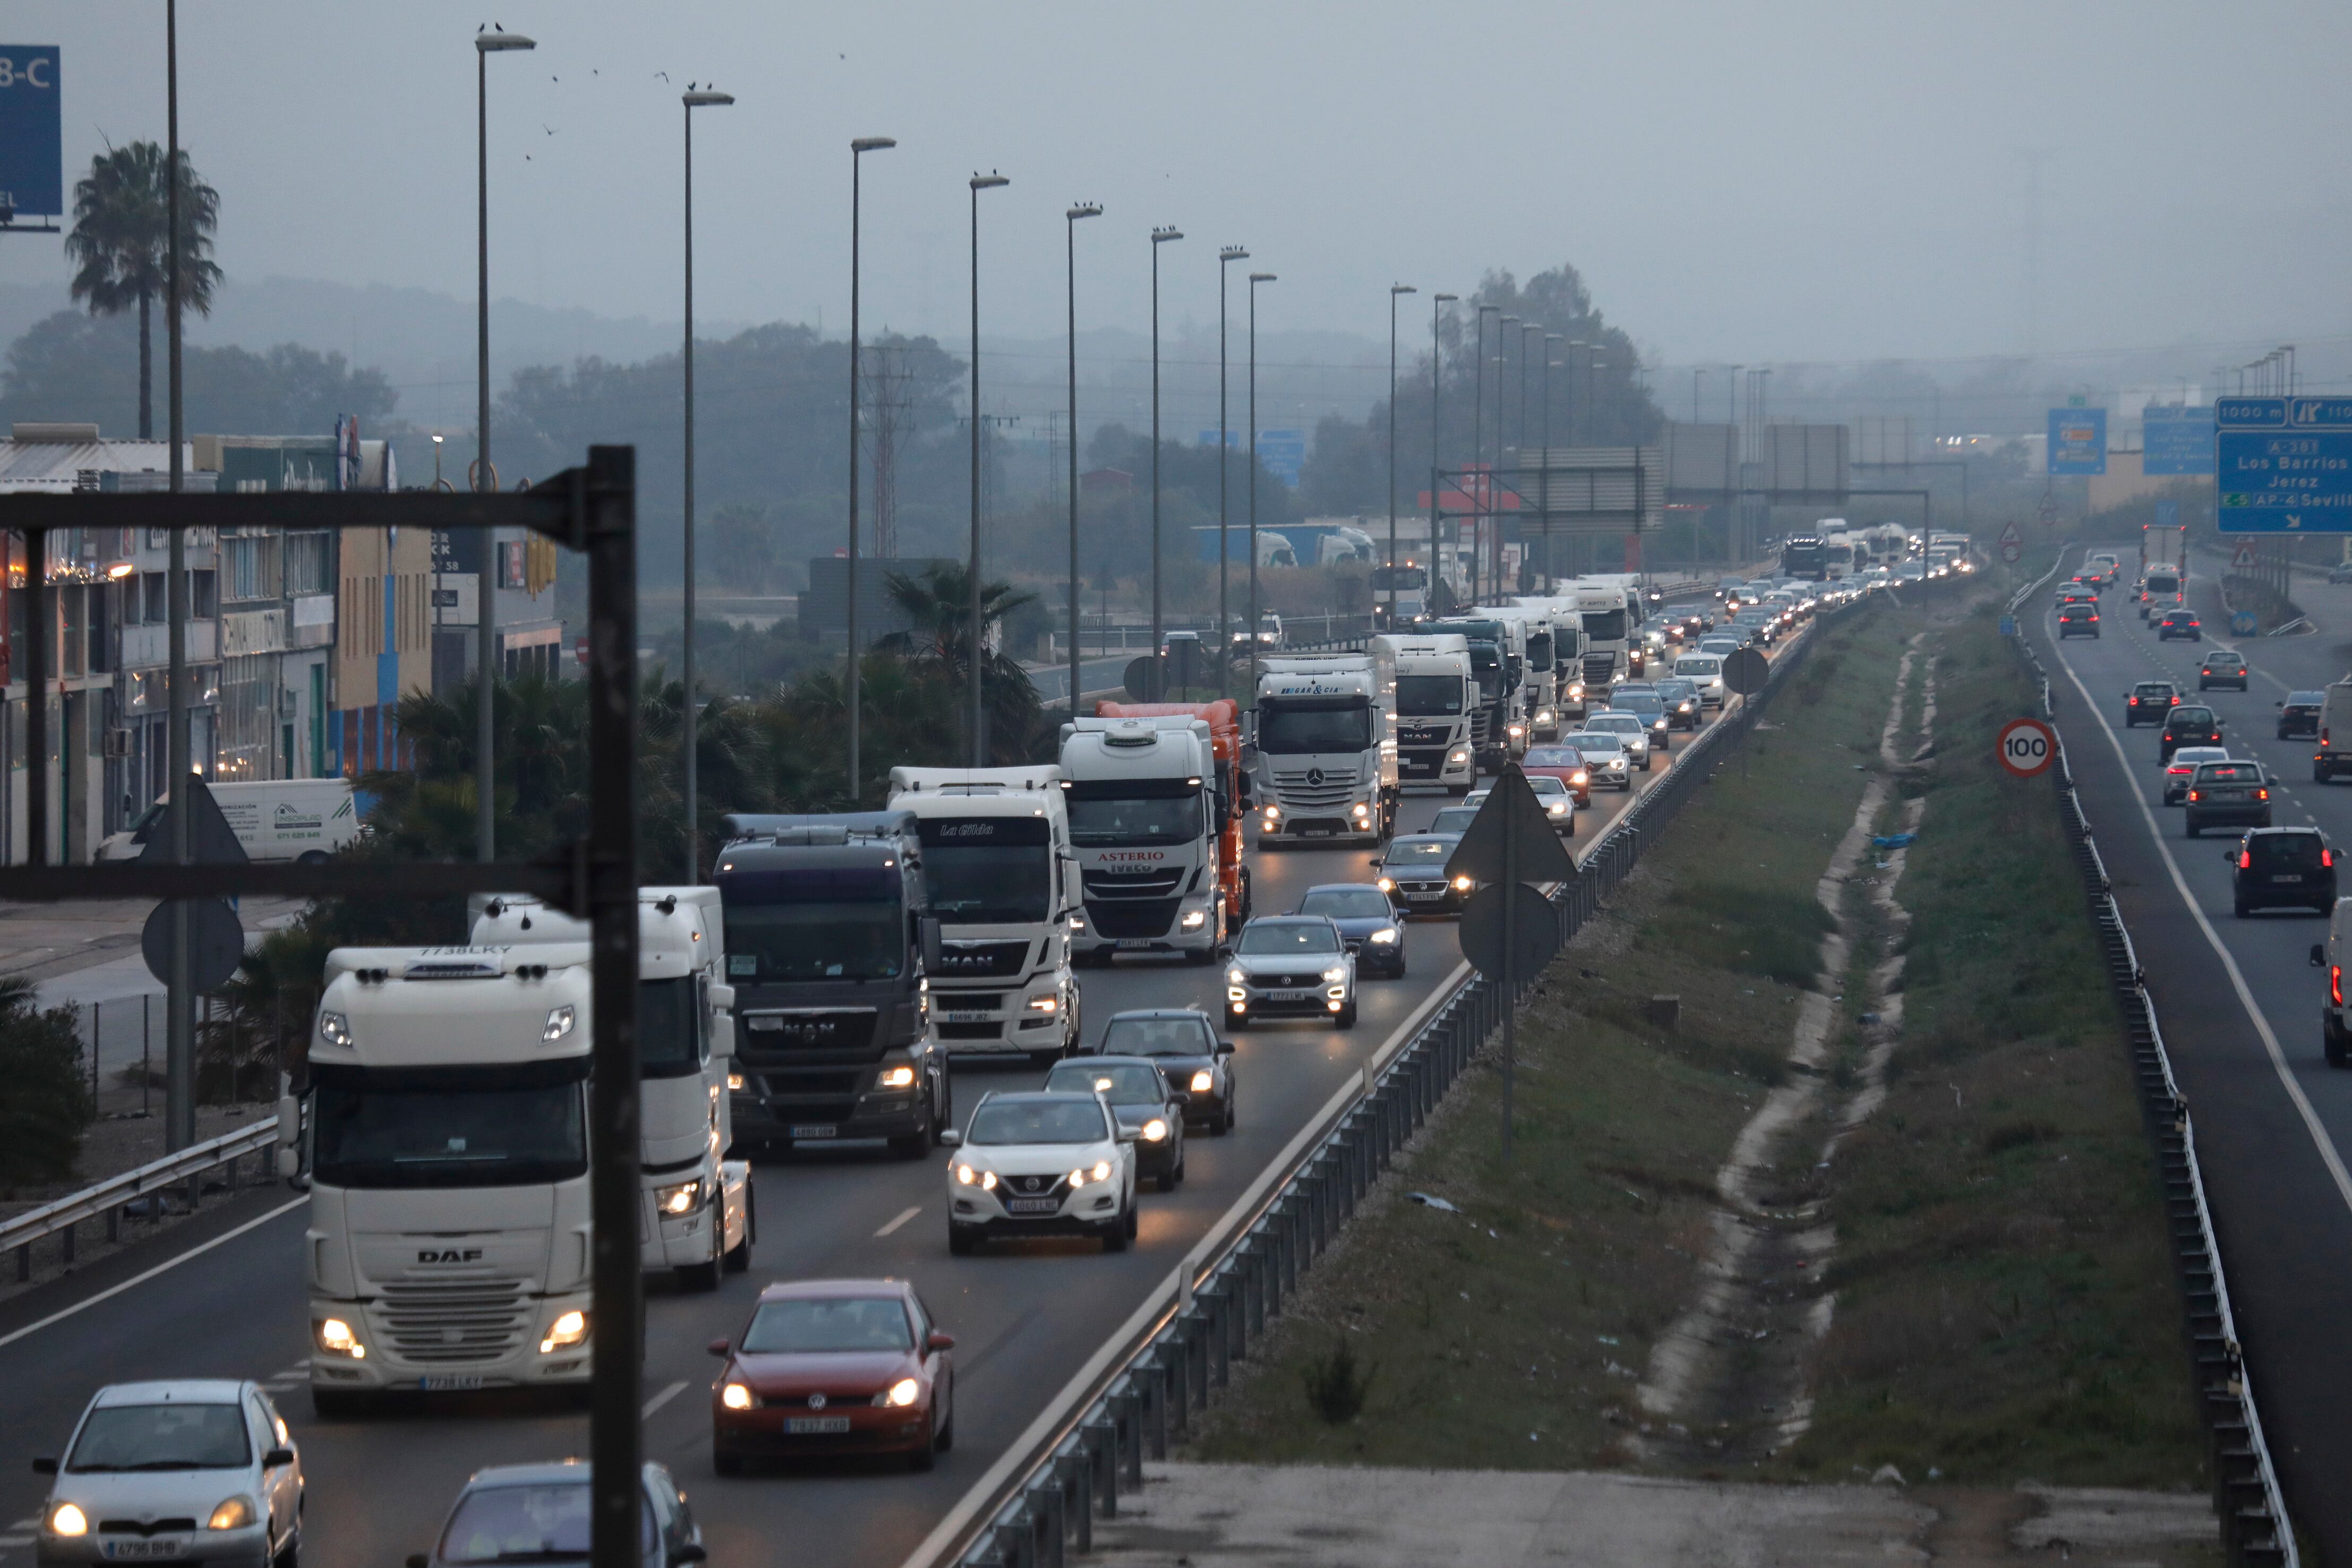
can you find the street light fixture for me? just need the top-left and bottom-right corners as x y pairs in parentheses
(475, 25), (534, 866)
(1387, 285), (1416, 626)
(1248, 272), (1276, 698)
(968, 172), (1009, 766)
(1150, 225), (1184, 695)
(1065, 202), (1102, 721)
(679, 88), (733, 873)
(1217, 246), (1248, 694)
(844, 134), (895, 805)
(1432, 294), (1457, 606)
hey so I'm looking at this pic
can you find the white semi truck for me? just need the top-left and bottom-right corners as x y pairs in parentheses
(1060, 715), (1227, 964)
(1563, 580), (1639, 691)
(887, 765), (1082, 1065)
(1373, 632), (1477, 794)
(1250, 652), (1399, 846)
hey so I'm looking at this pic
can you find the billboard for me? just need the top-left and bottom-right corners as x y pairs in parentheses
(1197, 427), (1305, 488)
(2217, 396), (2352, 533)
(2048, 407), (2107, 475)
(0, 47), (61, 221)
(2142, 404), (2216, 476)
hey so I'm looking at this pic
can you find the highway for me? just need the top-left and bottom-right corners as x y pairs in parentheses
(0, 640), (1776, 1568)
(2030, 561), (2352, 1563)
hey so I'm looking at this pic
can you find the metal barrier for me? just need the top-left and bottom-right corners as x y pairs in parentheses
(2, 1116), (282, 1283)
(2007, 565), (2296, 1567)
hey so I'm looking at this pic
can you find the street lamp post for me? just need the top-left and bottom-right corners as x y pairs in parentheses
(1387, 285), (1416, 626)
(1247, 272), (1276, 698)
(1495, 316), (1517, 601)
(1432, 293), (1457, 604)
(1217, 247), (1248, 695)
(475, 27), (534, 865)
(1542, 333), (1561, 586)
(967, 172), (1008, 766)
(1472, 305), (1499, 603)
(680, 88), (733, 873)
(1065, 202), (1102, 721)
(1517, 323), (1537, 593)
(1150, 225), (1184, 695)
(844, 135), (895, 805)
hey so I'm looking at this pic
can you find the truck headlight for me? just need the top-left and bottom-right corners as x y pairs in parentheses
(542, 1005), (576, 1043)
(656, 1178), (703, 1215)
(1191, 1070), (1215, 1092)
(1568, 682), (1584, 699)
(1535, 709), (1553, 725)
(315, 1317), (365, 1359)
(1448, 749), (1469, 764)
(877, 1065), (918, 1088)
(1180, 909), (1208, 930)
(1508, 724), (1525, 739)
(1069, 915), (1085, 931)
(207, 1497), (255, 1532)
(1026, 993), (1060, 1013)
(540, 1309), (589, 1353)
(1262, 804), (1281, 821)
(318, 1010), (351, 1047)
(726, 1072), (745, 1092)
(46, 1503), (88, 1538)
(1352, 802), (1371, 818)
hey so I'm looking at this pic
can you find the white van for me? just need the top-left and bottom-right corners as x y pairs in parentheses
(2314, 682), (2352, 784)
(97, 778), (363, 863)
(1673, 653), (1727, 709)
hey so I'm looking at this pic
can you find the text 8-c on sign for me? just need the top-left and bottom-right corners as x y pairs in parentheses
(1998, 717), (2056, 779)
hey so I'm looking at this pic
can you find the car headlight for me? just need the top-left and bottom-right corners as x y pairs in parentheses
(540, 1309), (589, 1353)
(1069, 1166), (1088, 1188)
(1376, 876), (1395, 892)
(1571, 770), (1588, 786)
(315, 1317), (365, 1359)
(1092, 1160), (1113, 1182)
(47, 1503), (88, 1537)
(1369, 927), (1398, 944)
(1141, 1118), (1169, 1141)
(318, 1010), (351, 1047)
(1190, 1069), (1215, 1092)
(877, 1064), (918, 1088)
(954, 1163), (997, 1189)
(207, 1496), (256, 1532)
(1452, 875), (1473, 891)
(655, 1178), (702, 1215)
(1180, 909), (1208, 930)
(721, 1382), (755, 1410)
(1322, 966), (1347, 983)
(1547, 801), (1568, 816)
(1025, 994), (1059, 1013)
(1227, 966), (1246, 986)
(877, 1378), (921, 1409)
(543, 1005), (576, 1043)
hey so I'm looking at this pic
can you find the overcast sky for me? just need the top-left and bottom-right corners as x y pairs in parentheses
(5, 1), (2349, 378)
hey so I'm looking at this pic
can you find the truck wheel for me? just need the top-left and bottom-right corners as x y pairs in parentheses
(310, 1389), (369, 1420)
(889, 1130), (931, 1160)
(1184, 945), (1216, 966)
(2326, 1014), (2349, 1069)
(678, 1252), (721, 1294)
(948, 1224), (979, 1256)
(724, 1188), (754, 1272)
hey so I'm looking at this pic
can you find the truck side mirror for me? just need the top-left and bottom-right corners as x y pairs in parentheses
(920, 917), (943, 974)
(709, 983), (735, 1012)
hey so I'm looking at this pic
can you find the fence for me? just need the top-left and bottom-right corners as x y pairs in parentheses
(2006, 564), (2296, 1568)
(2, 1116), (283, 1283)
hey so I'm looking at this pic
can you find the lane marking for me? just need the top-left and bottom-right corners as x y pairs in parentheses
(2046, 619), (2352, 1216)
(0, 1196), (307, 1353)
(874, 1205), (922, 1238)
(641, 1380), (689, 1420)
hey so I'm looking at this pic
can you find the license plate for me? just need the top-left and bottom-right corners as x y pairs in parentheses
(940, 1010), (995, 1022)
(786, 1416), (851, 1435)
(1117, 939), (1153, 950)
(420, 1374), (485, 1391)
(104, 1543), (185, 1560)
(1405, 890), (1444, 902)
(2274, 874), (2304, 884)
(1302, 828), (1333, 838)
(1006, 1197), (1059, 1215)
(1269, 990), (1314, 1003)
(789, 1124), (838, 1139)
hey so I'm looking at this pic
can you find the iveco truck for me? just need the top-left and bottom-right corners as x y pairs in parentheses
(1250, 652), (1399, 846)
(887, 765), (1081, 1066)
(1060, 715), (1226, 964)
(1373, 631), (1476, 793)
(467, 889), (752, 1292)
(713, 812), (948, 1156)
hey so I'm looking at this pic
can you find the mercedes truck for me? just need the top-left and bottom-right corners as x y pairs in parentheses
(1373, 631), (1477, 793)
(1250, 652), (1399, 846)
(1060, 715), (1227, 964)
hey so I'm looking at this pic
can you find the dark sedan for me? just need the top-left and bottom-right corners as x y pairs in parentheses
(1090, 1008), (1237, 1134)
(1044, 1057), (1186, 1189)
(2183, 760), (2270, 838)
(2125, 681), (2180, 726)
(2279, 690), (2326, 740)
(2161, 705), (2223, 760)
(2157, 610), (2202, 641)
(1296, 882), (1408, 978)
(1653, 676), (1704, 730)
(2231, 827), (2335, 916)
(1376, 834), (1471, 914)
(709, 1279), (954, 1472)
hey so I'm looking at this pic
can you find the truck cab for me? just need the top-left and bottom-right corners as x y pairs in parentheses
(713, 812), (947, 1158)
(1097, 700), (1254, 937)
(1373, 632), (1476, 794)
(1060, 716), (1226, 964)
(1250, 653), (1399, 846)
(1424, 618), (1519, 768)
(886, 766), (1082, 1067)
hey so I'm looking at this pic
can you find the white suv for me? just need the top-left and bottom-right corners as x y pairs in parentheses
(941, 1092), (1138, 1254)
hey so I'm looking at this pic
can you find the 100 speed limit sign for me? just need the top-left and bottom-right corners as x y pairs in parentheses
(1998, 717), (2056, 778)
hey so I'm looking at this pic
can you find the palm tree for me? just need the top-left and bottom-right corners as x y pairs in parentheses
(64, 142), (222, 439)
(876, 562), (1046, 761)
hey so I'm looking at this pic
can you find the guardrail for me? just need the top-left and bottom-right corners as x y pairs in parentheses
(933, 584), (1936, 1568)
(2008, 566), (2297, 1567)
(3, 1116), (283, 1284)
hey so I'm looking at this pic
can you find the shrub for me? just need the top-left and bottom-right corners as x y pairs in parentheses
(1301, 1337), (1376, 1424)
(0, 978), (94, 1185)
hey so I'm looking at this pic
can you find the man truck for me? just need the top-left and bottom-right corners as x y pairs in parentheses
(1373, 631), (1476, 794)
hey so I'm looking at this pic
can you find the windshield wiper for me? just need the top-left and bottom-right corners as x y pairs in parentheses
(125, 1459), (214, 1470)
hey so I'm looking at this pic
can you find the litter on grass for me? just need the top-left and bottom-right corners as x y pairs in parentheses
(1407, 1192), (1459, 1212)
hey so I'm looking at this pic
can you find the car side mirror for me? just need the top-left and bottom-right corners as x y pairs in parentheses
(927, 1330), (957, 1352)
(938, 1128), (962, 1148)
(706, 1338), (730, 1358)
(2310, 944), (2327, 967)
(1217, 1041), (1236, 1056)
(2276, 701), (2285, 708)
(31, 1456), (57, 1475)
(671, 1549), (708, 1567)
(2226, 852), (2239, 864)
(263, 1446), (295, 1469)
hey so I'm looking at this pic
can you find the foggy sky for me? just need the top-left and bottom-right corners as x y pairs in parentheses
(5, 2), (2349, 376)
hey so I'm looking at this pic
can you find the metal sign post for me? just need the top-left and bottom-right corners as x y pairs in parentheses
(1450, 766), (1575, 1162)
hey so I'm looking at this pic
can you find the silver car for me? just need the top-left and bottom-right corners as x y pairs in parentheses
(1558, 732), (1634, 791)
(1226, 915), (1357, 1030)
(35, 1380), (303, 1568)
(1581, 713), (1655, 771)
(407, 1460), (704, 1568)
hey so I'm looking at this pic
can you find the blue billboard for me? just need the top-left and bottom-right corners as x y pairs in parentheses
(2048, 407), (2107, 476)
(1198, 427), (1305, 488)
(2142, 404), (2216, 476)
(0, 47), (61, 221)
(2217, 396), (2352, 533)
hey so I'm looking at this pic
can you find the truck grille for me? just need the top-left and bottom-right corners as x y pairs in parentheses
(740, 1009), (877, 1055)
(938, 1022), (1004, 1040)
(1398, 724), (1451, 748)
(1087, 897), (1181, 938)
(1083, 868), (1185, 898)
(1400, 748), (1447, 779)
(933, 940), (1032, 979)
(377, 1276), (532, 1365)
(1584, 652), (1616, 685)
(1271, 767), (1358, 811)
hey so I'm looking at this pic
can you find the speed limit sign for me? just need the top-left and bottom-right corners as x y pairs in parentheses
(1998, 716), (2057, 778)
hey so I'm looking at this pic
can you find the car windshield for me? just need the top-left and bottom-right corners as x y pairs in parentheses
(1562, 735), (1623, 755)
(1587, 717), (1641, 735)
(2251, 835), (2325, 868)
(2169, 749), (2227, 771)
(1258, 699), (1374, 755)
(727, 898), (904, 981)
(1524, 748), (1583, 768)
(1046, 1062), (1166, 1106)
(739, 1296), (912, 1354)
(439, 1483), (653, 1563)
(69, 1403), (249, 1472)
(1384, 839), (1454, 864)
(1395, 675), (1466, 716)
(1523, 776), (1569, 797)
(1098, 1016), (1215, 1057)
(1617, 695), (1664, 714)
(1237, 921), (1340, 955)
(1299, 887), (1394, 921)
(967, 1099), (1110, 1146)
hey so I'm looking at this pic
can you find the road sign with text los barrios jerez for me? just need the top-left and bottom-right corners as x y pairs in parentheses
(2218, 397), (2352, 533)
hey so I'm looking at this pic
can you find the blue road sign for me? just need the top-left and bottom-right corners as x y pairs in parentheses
(2155, 498), (2180, 530)
(2049, 407), (2107, 475)
(1255, 429), (1306, 488)
(2217, 397), (2352, 533)
(0, 47), (62, 221)
(2143, 405), (2216, 476)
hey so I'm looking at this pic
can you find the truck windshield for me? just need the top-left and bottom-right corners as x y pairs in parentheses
(727, 899), (904, 981)
(1525, 632), (1553, 670)
(1395, 675), (1465, 716)
(1065, 781), (1202, 846)
(1466, 646), (1501, 700)
(1581, 609), (1628, 642)
(311, 1061), (587, 1189)
(638, 975), (703, 1079)
(918, 817), (1054, 924)
(1258, 698), (1373, 755)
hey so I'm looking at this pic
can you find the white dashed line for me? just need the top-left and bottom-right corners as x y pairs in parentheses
(641, 1380), (689, 1420)
(874, 1205), (923, 1238)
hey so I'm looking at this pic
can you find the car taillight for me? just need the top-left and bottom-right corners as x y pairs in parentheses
(2240, 850), (2253, 869)
(2189, 790), (2201, 802)
(2325, 849), (2336, 869)
(2259, 789), (2270, 801)
(2129, 697), (2139, 706)
(2334, 965), (2344, 1009)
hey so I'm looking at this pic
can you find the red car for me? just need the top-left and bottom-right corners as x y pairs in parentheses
(1520, 743), (1593, 806)
(710, 1279), (956, 1473)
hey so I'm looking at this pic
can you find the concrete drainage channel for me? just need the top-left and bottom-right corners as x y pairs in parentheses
(2009, 565), (2298, 1568)
(934, 577), (1976, 1568)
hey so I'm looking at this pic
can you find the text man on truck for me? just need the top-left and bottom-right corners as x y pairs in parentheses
(1060, 715), (1227, 964)
(887, 765), (1082, 1067)
(1250, 651), (1399, 846)
(1373, 632), (1476, 794)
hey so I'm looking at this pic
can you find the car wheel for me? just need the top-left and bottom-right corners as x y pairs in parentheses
(1125, 1194), (1140, 1238)
(936, 1403), (955, 1452)
(724, 1188), (754, 1273)
(2235, 898), (2252, 917)
(2327, 1015), (2350, 1069)
(948, 1224), (979, 1256)
(2320, 765), (2334, 785)
(1102, 1215), (1130, 1253)
(295, 850), (331, 867)
(272, 1535), (300, 1568)
(1335, 1001), (1358, 1030)
(714, 1451), (745, 1478)
(2185, 821), (2199, 838)
(1158, 1167), (1177, 1194)
(908, 1418), (937, 1472)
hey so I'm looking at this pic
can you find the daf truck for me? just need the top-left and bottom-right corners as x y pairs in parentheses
(712, 811), (949, 1156)
(1250, 652), (1399, 846)
(886, 765), (1082, 1066)
(1373, 631), (1476, 793)
(1061, 715), (1227, 964)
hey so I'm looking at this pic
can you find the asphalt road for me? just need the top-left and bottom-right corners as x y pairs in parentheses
(0, 639), (1779, 1568)
(2030, 561), (2352, 1565)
